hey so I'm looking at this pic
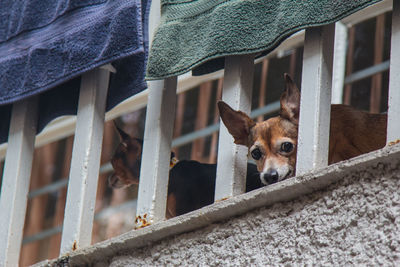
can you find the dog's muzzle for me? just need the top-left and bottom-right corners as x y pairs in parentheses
(261, 169), (279, 184)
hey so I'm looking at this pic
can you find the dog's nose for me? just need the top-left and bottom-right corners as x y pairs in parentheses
(263, 169), (279, 184)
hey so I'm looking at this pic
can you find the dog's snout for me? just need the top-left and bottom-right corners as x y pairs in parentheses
(263, 169), (279, 184)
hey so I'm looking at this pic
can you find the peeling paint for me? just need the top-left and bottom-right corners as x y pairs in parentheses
(135, 214), (152, 229)
(388, 139), (400, 146)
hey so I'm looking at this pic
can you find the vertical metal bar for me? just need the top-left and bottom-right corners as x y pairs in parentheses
(343, 27), (356, 105)
(387, 0), (400, 143)
(191, 82), (212, 161)
(296, 24), (335, 175)
(135, 0), (177, 226)
(209, 79), (223, 163)
(136, 77), (177, 225)
(370, 14), (385, 113)
(0, 97), (38, 266)
(173, 93), (186, 157)
(215, 54), (254, 200)
(332, 22), (348, 104)
(60, 67), (110, 255)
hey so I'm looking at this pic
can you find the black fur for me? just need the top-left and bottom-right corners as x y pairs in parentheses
(168, 161), (263, 216)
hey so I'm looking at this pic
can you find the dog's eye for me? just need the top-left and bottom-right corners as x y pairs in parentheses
(251, 148), (262, 160)
(281, 142), (294, 153)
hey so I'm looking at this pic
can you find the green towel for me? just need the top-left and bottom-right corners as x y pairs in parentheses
(146, 0), (382, 80)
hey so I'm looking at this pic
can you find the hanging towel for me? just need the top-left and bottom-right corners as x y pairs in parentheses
(0, 0), (151, 143)
(146, 0), (383, 80)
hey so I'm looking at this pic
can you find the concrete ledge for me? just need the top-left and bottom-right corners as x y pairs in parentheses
(37, 143), (400, 266)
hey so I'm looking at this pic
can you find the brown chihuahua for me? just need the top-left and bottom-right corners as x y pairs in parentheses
(218, 73), (387, 185)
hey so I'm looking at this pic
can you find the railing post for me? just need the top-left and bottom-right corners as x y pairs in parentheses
(60, 67), (111, 255)
(215, 54), (254, 200)
(136, 77), (177, 225)
(387, 0), (400, 143)
(332, 22), (348, 104)
(296, 24), (335, 175)
(0, 97), (38, 266)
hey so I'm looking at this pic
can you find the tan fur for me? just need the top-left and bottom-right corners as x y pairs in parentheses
(110, 125), (177, 218)
(249, 117), (297, 174)
(109, 137), (142, 188)
(166, 193), (177, 219)
(218, 73), (387, 183)
(328, 105), (386, 163)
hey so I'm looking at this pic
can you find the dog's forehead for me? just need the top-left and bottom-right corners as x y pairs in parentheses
(112, 138), (142, 161)
(251, 117), (297, 141)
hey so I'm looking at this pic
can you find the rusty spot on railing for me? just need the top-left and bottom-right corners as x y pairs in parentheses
(134, 214), (151, 229)
(72, 240), (78, 251)
(215, 197), (229, 202)
(388, 139), (400, 146)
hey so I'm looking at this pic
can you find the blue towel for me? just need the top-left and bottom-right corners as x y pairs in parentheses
(0, 0), (151, 143)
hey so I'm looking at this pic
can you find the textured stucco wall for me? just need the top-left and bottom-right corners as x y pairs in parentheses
(37, 148), (400, 267)
(106, 162), (400, 266)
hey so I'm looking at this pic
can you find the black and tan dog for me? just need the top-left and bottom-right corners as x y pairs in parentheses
(109, 124), (263, 218)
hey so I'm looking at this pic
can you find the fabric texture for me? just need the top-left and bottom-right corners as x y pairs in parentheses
(146, 0), (383, 80)
(0, 0), (151, 143)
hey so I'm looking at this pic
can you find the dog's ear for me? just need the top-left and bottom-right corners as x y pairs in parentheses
(280, 73), (300, 125)
(113, 121), (131, 143)
(218, 101), (255, 146)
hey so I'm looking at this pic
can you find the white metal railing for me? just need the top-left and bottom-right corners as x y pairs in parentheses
(387, 0), (400, 142)
(331, 22), (347, 105)
(214, 55), (254, 199)
(59, 66), (111, 254)
(136, 77), (178, 224)
(0, 97), (38, 265)
(296, 24), (335, 175)
(0, 0), (397, 265)
(0, 66), (114, 265)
